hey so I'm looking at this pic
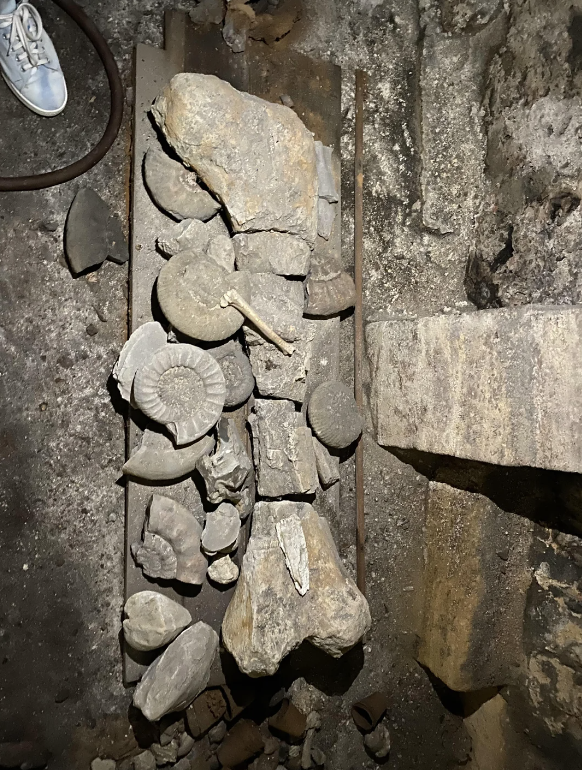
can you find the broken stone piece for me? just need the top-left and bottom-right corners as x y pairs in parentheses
(223, 2), (255, 52)
(132, 494), (207, 585)
(133, 343), (225, 445)
(363, 722), (391, 759)
(208, 555), (240, 585)
(314, 142), (338, 203)
(276, 513), (309, 596)
(367, 306), (582, 473)
(152, 73), (318, 244)
(123, 430), (214, 483)
(197, 418), (253, 505)
(90, 760), (116, 770)
(249, 0), (302, 45)
(132, 750), (156, 770)
(144, 146), (221, 222)
(123, 591), (192, 652)
(280, 94), (294, 108)
(233, 232), (311, 277)
(151, 741), (179, 765)
(249, 400), (318, 497)
(312, 437), (339, 488)
(134, 622), (218, 721)
(304, 255), (355, 317)
(222, 501), (371, 676)
(245, 273), (305, 343)
(206, 233), (236, 272)
(317, 198), (336, 241)
(307, 380), (362, 450)
(201, 502), (241, 555)
(157, 253), (251, 342)
(112, 321), (167, 403)
(189, 0), (225, 25)
(65, 188), (128, 276)
(157, 215), (229, 258)
(208, 341), (255, 408)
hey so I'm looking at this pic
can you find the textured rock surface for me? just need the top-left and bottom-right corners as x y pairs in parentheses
(207, 555), (239, 585)
(249, 400), (318, 497)
(233, 232), (311, 276)
(418, 482), (532, 691)
(133, 750), (156, 770)
(201, 502), (241, 556)
(368, 306), (582, 473)
(152, 74), (318, 243)
(245, 273), (305, 343)
(144, 147), (221, 222)
(122, 429), (214, 483)
(157, 215), (229, 258)
(112, 322), (167, 402)
(197, 418), (253, 510)
(132, 494), (207, 585)
(312, 437), (339, 488)
(123, 591), (192, 652)
(222, 502), (371, 676)
(133, 622), (218, 721)
(276, 512), (309, 596)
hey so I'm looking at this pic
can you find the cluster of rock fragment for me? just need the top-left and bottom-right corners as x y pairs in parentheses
(112, 71), (369, 761)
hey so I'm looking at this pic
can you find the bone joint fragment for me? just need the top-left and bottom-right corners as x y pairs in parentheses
(220, 289), (295, 356)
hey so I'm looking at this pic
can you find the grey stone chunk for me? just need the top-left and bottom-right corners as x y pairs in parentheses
(132, 750), (156, 770)
(314, 142), (338, 203)
(312, 437), (339, 488)
(132, 494), (207, 585)
(233, 232), (311, 277)
(223, 2), (255, 52)
(133, 622), (219, 721)
(177, 732), (196, 758)
(123, 591), (192, 652)
(65, 188), (128, 275)
(91, 760), (116, 770)
(189, 0), (225, 25)
(317, 198), (336, 241)
(150, 740), (178, 765)
(197, 418), (253, 510)
(418, 482), (531, 691)
(208, 341), (255, 409)
(207, 554), (240, 585)
(112, 322), (167, 403)
(246, 273), (304, 343)
(206, 232), (236, 272)
(208, 720), (227, 744)
(152, 74), (318, 244)
(246, 317), (337, 403)
(157, 215), (229, 258)
(222, 502), (371, 676)
(144, 147), (221, 222)
(368, 306), (582, 473)
(201, 502), (241, 555)
(364, 723), (391, 759)
(123, 430), (215, 483)
(249, 400), (318, 498)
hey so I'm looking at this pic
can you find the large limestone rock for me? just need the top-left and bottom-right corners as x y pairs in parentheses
(367, 306), (582, 473)
(133, 622), (219, 721)
(249, 400), (318, 497)
(418, 482), (532, 691)
(152, 74), (318, 244)
(222, 501), (371, 676)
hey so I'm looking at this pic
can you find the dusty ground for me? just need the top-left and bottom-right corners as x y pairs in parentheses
(1, 0), (581, 769)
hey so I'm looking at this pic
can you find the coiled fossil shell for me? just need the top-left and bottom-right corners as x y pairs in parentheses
(157, 254), (251, 341)
(133, 343), (226, 445)
(122, 429), (214, 482)
(208, 340), (255, 408)
(304, 253), (355, 317)
(307, 380), (362, 449)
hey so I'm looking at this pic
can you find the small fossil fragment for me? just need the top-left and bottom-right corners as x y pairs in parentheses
(304, 255), (355, 317)
(132, 494), (207, 585)
(220, 289), (295, 355)
(133, 343), (225, 445)
(157, 215), (229, 258)
(223, 2), (255, 52)
(196, 418), (253, 512)
(122, 429), (214, 482)
(201, 502), (241, 556)
(312, 436), (340, 488)
(207, 554), (240, 585)
(307, 381), (362, 449)
(157, 254), (251, 341)
(123, 591), (192, 651)
(208, 340), (254, 408)
(144, 146), (220, 221)
(112, 322), (167, 403)
(276, 513), (309, 596)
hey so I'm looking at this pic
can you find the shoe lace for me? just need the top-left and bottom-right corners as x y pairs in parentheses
(0, 2), (49, 71)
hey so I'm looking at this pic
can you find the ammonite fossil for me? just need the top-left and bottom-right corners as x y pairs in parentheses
(133, 343), (225, 445)
(307, 380), (362, 449)
(208, 339), (255, 408)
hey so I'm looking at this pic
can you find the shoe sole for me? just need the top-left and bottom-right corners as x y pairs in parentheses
(2, 71), (67, 117)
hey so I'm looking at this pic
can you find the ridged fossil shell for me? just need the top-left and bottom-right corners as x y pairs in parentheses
(307, 380), (362, 449)
(208, 340), (255, 408)
(304, 269), (356, 317)
(157, 254), (251, 341)
(122, 429), (214, 482)
(133, 343), (226, 445)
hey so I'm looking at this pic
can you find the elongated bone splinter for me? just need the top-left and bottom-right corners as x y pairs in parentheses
(220, 289), (295, 356)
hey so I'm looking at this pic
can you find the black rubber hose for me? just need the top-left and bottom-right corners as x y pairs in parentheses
(0, 0), (123, 191)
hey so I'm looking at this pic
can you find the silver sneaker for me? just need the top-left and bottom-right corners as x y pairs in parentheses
(0, 1), (67, 117)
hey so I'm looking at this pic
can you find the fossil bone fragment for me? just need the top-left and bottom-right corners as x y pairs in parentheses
(307, 380), (362, 449)
(122, 429), (214, 482)
(208, 341), (255, 408)
(133, 343), (225, 445)
(220, 289), (295, 356)
(207, 554), (240, 585)
(132, 494), (207, 585)
(157, 254), (251, 341)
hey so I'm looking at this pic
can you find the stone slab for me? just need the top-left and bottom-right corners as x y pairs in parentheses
(368, 306), (582, 473)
